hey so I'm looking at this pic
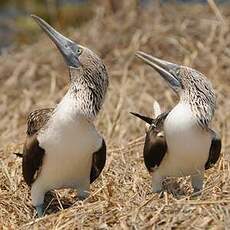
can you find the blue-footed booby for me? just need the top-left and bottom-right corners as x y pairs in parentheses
(131, 51), (221, 193)
(21, 15), (108, 216)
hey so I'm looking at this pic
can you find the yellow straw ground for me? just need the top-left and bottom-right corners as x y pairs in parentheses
(0, 3), (229, 229)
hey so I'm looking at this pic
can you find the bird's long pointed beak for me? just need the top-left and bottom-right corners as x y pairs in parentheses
(136, 51), (182, 91)
(31, 15), (80, 68)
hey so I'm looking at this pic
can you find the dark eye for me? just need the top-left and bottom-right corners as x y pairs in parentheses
(77, 47), (82, 55)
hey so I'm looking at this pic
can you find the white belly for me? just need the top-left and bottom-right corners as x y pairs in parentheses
(36, 114), (102, 191)
(157, 103), (211, 177)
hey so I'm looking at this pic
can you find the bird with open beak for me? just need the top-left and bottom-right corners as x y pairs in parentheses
(132, 51), (221, 194)
(21, 15), (108, 216)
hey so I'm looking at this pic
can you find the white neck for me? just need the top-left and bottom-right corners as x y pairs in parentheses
(55, 89), (96, 123)
(165, 102), (197, 130)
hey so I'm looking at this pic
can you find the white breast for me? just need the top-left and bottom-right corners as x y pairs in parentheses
(157, 103), (211, 177)
(36, 93), (102, 191)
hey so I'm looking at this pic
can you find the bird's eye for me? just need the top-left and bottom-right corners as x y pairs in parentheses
(175, 69), (180, 75)
(76, 47), (82, 55)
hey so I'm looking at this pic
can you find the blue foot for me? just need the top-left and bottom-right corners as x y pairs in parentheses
(35, 204), (44, 217)
(78, 190), (89, 201)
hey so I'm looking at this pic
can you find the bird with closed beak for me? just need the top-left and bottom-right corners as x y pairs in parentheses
(132, 51), (221, 194)
(21, 15), (109, 216)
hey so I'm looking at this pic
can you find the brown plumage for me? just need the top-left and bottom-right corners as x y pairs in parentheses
(131, 111), (169, 173)
(23, 134), (45, 186)
(19, 15), (109, 216)
(27, 108), (54, 136)
(23, 108), (107, 186)
(131, 109), (221, 174)
(90, 139), (106, 183)
(205, 130), (222, 170)
(23, 109), (53, 185)
(134, 51), (222, 193)
(179, 68), (216, 129)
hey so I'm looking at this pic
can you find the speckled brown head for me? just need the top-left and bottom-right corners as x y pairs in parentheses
(136, 51), (216, 128)
(32, 15), (108, 117)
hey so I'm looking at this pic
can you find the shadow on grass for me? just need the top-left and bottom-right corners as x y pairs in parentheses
(43, 191), (74, 215)
(162, 178), (189, 199)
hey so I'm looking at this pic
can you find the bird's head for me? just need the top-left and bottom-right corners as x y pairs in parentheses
(32, 15), (108, 90)
(135, 51), (215, 96)
(136, 51), (184, 94)
(136, 51), (216, 127)
(32, 15), (108, 118)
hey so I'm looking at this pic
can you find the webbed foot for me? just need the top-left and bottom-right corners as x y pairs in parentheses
(35, 204), (44, 217)
(191, 173), (204, 194)
(77, 184), (90, 201)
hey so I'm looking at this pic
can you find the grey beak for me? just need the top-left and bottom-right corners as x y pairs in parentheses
(31, 15), (80, 68)
(136, 51), (182, 91)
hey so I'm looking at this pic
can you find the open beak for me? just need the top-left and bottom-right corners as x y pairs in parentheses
(136, 51), (182, 91)
(31, 15), (80, 68)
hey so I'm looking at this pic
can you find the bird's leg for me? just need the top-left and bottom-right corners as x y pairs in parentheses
(151, 172), (164, 193)
(35, 204), (44, 217)
(191, 172), (204, 193)
(77, 181), (90, 200)
(31, 182), (46, 217)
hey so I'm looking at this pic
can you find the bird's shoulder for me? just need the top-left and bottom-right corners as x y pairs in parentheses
(27, 108), (54, 136)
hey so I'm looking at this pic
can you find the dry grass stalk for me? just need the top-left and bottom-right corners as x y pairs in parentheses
(0, 3), (229, 229)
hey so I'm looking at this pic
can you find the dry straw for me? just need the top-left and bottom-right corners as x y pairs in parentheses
(0, 2), (230, 229)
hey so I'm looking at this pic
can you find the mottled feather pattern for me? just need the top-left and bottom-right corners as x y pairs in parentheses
(27, 108), (54, 135)
(23, 51), (108, 187)
(69, 48), (108, 120)
(180, 67), (216, 129)
(24, 108), (54, 185)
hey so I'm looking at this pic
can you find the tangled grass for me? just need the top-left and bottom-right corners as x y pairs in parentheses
(0, 2), (230, 229)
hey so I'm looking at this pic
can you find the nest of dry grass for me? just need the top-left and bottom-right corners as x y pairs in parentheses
(0, 2), (230, 229)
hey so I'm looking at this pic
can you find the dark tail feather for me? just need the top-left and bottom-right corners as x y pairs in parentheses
(130, 112), (153, 125)
(14, 152), (23, 158)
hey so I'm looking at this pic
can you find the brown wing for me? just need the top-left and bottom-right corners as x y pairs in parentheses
(205, 130), (221, 170)
(22, 108), (54, 186)
(144, 127), (167, 173)
(143, 112), (169, 173)
(27, 108), (54, 136)
(90, 139), (106, 183)
(130, 111), (169, 173)
(22, 135), (45, 185)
